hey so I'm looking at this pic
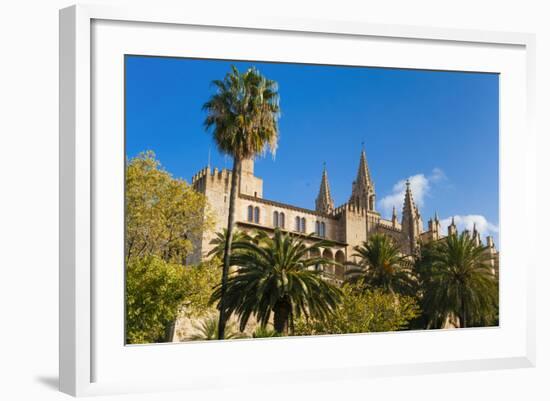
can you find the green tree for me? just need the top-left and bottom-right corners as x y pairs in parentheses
(203, 65), (280, 339)
(345, 234), (415, 296)
(420, 232), (498, 328)
(211, 229), (341, 335)
(409, 240), (442, 329)
(189, 315), (246, 341)
(125, 256), (219, 344)
(125, 151), (213, 264)
(294, 282), (420, 335)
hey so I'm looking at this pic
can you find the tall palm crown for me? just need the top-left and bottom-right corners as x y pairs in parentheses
(211, 229), (342, 335)
(421, 232), (497, 328)
(203, 66), (280, 339)
(203, 65), (280, 160)
(345, 234), (415, 296)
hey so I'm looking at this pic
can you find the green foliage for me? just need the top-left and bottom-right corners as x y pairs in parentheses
(126, 256), (219, 344)
(203, 65), (280, 161)
(294, 281), (420, 336)
(211, 229), (342, 334)
(125, 151), (214, 264)
(252, 325), (282, 338)
(207, 229), (252, 261)
(417, 233), (498, 328)
(189, 315), (247, 341)
(178, 258), (221, 319)
(346, 234), (416, 296)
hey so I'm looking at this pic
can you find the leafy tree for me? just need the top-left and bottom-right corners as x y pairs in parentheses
(420, 232), (498, 328)
(211, 229), (341, 335)
(125, 151), (214, 264)
(294, 281), (420, 335)
(125, 256), (219, 344)
(345, 234), (416, 296)
(188, 315), (246, 341)
(178, 258), (221, 319)
(203, 66), (280, 339)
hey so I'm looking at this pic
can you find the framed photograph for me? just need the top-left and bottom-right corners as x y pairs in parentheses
(59, 4), (536, 397)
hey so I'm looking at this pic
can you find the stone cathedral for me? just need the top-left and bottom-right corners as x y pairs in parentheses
(190, 149), (498, 283)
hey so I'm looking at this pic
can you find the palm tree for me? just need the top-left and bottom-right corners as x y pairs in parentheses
(207, 229), (251, 260)
(189, 315), (247, 341)
(345, 234), (415, 296)
(421, 232), (497, 328)
(211, 229), (342, 335)
(203, 65), (280, 339)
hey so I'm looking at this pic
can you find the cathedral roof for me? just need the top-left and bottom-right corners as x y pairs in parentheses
(239, 193), (338, 219)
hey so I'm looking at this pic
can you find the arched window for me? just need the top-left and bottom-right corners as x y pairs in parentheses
(247, 205), (253, 222)
(301, 217), (306, 233)
(295, 216), (301, 231)
(315, 221), (320, 236)
(273, 211), (279, 227)
(280, 213), (285, 229)
(254, 207), (260, 223)
(321, 222), (326, 238)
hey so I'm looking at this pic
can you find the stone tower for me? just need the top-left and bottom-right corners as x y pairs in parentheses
(349, 148), (376, 211)
(401, 180), (422, 254)
(315, 164), (335, 214)
(427, 212), (441, 241)
(238, 157), (263, 197)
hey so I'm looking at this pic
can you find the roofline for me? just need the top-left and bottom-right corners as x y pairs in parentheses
(236, 221), (349, 247)
(239, 194), (337, 218)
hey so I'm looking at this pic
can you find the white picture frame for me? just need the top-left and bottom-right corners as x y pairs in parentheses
(59, 4), (536, 397)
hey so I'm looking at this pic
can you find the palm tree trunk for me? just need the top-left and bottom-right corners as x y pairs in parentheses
(273, 299), (290, 335)
(217, 156), (242, 340)
(461, 298), (468, 328)
(289, 304), (295, 335)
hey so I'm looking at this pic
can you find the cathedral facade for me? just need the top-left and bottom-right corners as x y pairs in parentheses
(190, 149), (498, 283)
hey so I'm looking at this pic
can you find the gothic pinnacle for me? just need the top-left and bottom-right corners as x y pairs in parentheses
(315, 164), (334, 214)
(349, 147), (375, 210)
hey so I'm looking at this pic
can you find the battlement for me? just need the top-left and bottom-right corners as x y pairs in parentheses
(333, 202), (369, 217)
(377, 219), (402, 233)
(191, 166), (234, 192)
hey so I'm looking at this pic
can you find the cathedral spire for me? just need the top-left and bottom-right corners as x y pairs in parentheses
(402, 180), (416, 218)
(356, 148), (373, 190)
(472, 222), (481, 246)
(349, 147), (375, 211)
(315, 163), (335, 214)
(401, 180), (421, 254)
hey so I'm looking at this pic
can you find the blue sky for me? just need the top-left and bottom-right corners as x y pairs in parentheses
(125, 56), (499, 244)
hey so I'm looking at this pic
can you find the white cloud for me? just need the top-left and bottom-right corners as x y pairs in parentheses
(378, 168), (444, 219)
(438, 215), (499, 239)
(430, 167), (446, 183)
